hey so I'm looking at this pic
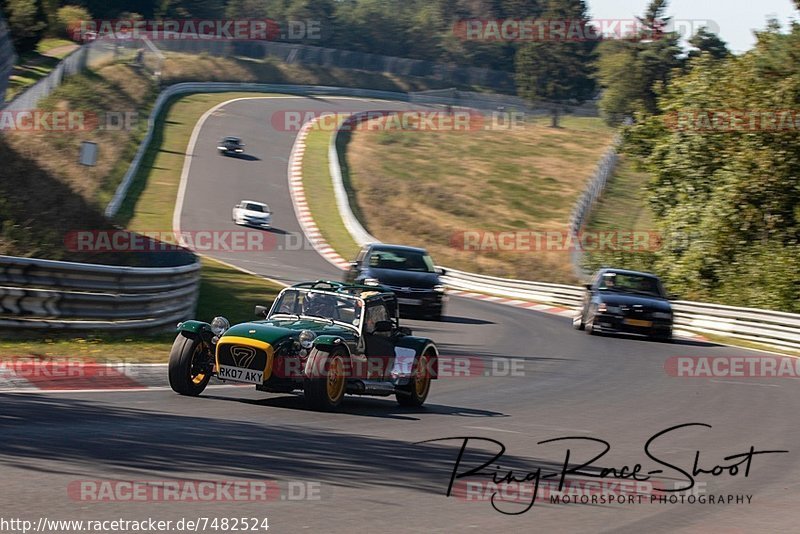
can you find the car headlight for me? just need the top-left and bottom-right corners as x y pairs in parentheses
(211, 316), (230, 336)
(434, 284), (446, 293)
(652, 312), (672, 320)
(363, 278), (380, 286)
(299, 330), (317, 349)
(597, 304), (620, 314)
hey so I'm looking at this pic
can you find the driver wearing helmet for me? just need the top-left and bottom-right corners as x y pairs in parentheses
(602, 273), (616, 289)
(303, 292), (337, 318)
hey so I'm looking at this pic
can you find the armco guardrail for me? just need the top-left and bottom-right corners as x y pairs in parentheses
(325, 107), (800, 353)
(442, 268), (800, 351)
(442, 268), (585, 309)
(671, 301), (800, 352)
(0, 255), (199, 330)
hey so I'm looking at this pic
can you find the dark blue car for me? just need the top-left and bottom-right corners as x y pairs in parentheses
(345, 244), (447, 320)
(573, 268), (674, 341)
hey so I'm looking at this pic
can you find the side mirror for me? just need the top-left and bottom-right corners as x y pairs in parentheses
(436, 267), (447, 276)
(374, 320), (393, 333)
(349, 261), (358, 269)
(584, 283), (593, 290)
(255, 305), (269, 318)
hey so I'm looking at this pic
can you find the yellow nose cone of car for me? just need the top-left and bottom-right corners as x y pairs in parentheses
(215, 336), (275, 384)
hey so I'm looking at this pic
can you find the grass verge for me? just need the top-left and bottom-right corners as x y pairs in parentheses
(5, 38), (79, 101)
(579, 155), (659, 274)
(343, 115), (616, 283)
(301, 125), (360, 261)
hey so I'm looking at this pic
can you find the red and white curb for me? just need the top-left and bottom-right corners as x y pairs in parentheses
(0, 362), (260, 393)
(0, 362), (167, 392)
(287, 118), (351, 270)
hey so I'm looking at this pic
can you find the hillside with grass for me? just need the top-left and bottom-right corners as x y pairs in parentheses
(344, 116), (617, 283)
(0, 45), (494, 265)
(0, 61), (157, 264)
(580, 156), (658, 274)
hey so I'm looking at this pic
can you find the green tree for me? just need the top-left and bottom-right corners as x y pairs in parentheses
(515, 0), (597, 127)
(157, 0), (224, 19)
(284, 0), (336, 45)
(597, 0), (682, 124)
(687, 26), (730, 61)
(623, 22), (800, 310)
(3, 0), (47, 53)
(54, 5), (91, 41)
(41, 0), (58, 35)
(225, 0), (287, 19)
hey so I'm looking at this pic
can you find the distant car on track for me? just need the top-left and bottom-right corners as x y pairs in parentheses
(573, 268), (674, 341)
(345, 244), (447, 320)
(168, 280), (439, 411)
(218, 136), (245, 155)
(232, 200), (271, 228)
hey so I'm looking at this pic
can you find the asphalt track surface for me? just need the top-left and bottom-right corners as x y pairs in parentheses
(2, 96), (799, 533)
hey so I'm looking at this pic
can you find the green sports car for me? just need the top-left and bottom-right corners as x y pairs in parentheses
(168, 281), (439, 410)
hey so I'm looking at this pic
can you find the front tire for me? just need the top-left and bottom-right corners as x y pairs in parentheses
(650, 331), (674, 343)
(168, 335), (212, 396)
(585, 313), (598, 336)
(304, 349), (347, 411)
(396, 351), (432, 407)
(573, 309), (585, 330)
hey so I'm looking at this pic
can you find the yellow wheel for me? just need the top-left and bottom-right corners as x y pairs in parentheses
(397, 351), (433, 407)
(304, 349), (348, 410)
(326, 355), (346, 403)
(168, 335), (212, 396)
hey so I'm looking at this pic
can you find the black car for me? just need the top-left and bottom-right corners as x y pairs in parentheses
(573, 268), (674, 341)
(345, 244), (447, 320)
(217, 136), (245, 156)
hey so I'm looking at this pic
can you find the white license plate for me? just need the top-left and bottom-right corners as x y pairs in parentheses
(218, 365), (263, 384)
(397, 298), (423, 306)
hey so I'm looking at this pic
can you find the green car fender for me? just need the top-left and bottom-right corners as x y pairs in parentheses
(305, 335), (350, 378)
(176, 320), (213, 341)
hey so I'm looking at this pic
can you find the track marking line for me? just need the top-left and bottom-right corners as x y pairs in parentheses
(464, 426), (522, 434)
(708, 380), (781, 388)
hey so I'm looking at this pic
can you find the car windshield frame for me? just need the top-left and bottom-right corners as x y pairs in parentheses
(597, 272), (666, 298)
(368, 248), (436, 273)
(267, 288), (364, 332)
(244, 203), (269, 213)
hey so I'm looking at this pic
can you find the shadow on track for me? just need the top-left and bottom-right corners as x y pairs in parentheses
(227, 153), (261, 161)
(438, 316), (495, 325)
(0, 393), (517, 495)
(199, 393), (507, 421)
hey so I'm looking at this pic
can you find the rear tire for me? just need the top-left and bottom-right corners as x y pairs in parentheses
(396, 352), (432, 407)
(304, 349), (347, 411)
(168, 335), (212, 396)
